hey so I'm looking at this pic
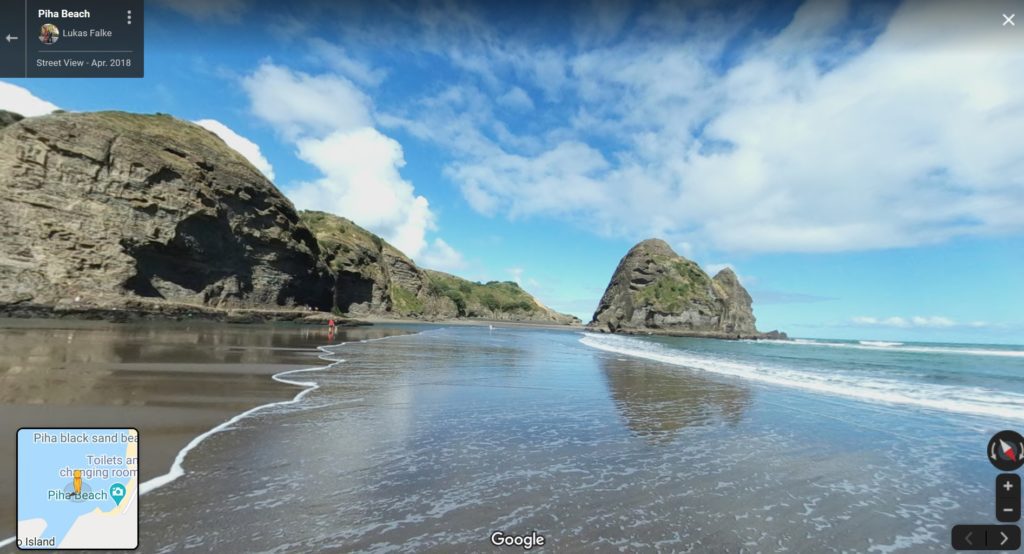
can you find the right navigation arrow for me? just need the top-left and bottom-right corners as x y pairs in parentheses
(1002, 531), (1010, 546)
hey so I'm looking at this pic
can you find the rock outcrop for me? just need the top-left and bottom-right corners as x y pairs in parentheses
(301, 210), (580, 325)
(0, 110), (23, 129)
(589, 239), (785, 339)
(0, 111), (334, 315)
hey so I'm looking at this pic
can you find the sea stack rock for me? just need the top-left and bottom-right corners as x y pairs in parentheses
(0, 111), (333, 313)
(589, 239), (782, 339)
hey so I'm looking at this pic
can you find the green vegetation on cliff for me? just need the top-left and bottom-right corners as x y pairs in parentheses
(634, 256), (711, 313)
(300, 210), (579, 325)
(425, 271), (537, 317)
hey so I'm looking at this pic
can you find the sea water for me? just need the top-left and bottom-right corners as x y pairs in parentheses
(129, 326), (1019, 553)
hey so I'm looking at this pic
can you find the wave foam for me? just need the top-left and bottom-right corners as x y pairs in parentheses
(786, 339), (1024, 359)
(581, 333), (1024, 421)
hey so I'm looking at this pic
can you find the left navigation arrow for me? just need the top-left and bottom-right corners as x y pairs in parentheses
(4, 34), (17, 43)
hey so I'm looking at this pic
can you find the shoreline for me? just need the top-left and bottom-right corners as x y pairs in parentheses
(0, 301), (370, 326)
(356, 314), (584, 331)
(0, 301), (588, 331)
(139, 338), (372, 494)
(1, 346), (343, 549)
(0, 319), (416, 546)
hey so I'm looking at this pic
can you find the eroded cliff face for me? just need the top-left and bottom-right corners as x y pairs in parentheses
(589, 239), (777, 338)
(0, 111), (333, 313)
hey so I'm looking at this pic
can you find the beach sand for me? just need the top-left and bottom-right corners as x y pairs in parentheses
(0, 318), (415, 531)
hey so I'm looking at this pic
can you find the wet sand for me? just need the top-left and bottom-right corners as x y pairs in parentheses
(0, 318), (416, 533)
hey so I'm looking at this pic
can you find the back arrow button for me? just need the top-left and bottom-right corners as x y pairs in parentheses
(5, 34), (18, 43)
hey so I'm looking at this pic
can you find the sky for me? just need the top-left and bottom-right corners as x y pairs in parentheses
(2, 0), (1022, 343)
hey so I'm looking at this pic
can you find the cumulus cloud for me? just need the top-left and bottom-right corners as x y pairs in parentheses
(419, 238), (466, 271)
(395, 0), (1024, 254)
(0, 81), (59, 116)
(194, 119), (275, 180)
(241, 63), (372, 139)
(289, 127), (434, 257)
(242, 62), (459, 262)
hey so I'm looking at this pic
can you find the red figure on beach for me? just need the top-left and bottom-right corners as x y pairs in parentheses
(328, 318), (336, 331)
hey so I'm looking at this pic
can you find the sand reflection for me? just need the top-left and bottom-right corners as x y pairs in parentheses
(599, 354), (751, 443)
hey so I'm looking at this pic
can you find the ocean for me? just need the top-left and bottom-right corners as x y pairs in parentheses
(112, 325), (1020, 553)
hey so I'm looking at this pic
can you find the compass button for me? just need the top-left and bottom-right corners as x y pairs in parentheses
(989, 431), (1024, 472)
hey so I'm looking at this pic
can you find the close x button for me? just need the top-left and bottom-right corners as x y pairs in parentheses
(952, 524), (1021, 550)
(999, 474), (1022, 522)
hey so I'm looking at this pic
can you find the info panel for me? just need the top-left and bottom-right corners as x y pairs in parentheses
(0, 0), (143, 78)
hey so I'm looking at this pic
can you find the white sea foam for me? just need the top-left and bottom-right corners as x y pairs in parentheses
(772, 338), (1024, 359)
(581, 333), (1024, 421)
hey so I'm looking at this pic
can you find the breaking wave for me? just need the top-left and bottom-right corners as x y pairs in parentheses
(581, 333), (1024, 421)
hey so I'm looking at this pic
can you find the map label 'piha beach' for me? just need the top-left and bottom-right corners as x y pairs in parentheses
(17, 428), (138, 549)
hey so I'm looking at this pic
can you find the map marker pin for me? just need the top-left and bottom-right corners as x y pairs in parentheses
(109, 483), (125, 506)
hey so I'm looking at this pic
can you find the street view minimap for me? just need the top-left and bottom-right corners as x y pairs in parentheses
(0, 0), (1022, 552)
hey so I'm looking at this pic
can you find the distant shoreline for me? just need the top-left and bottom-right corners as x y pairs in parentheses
(0, 301), (587, 330)
(356, 314), (584, 331)
(0, 301), (791, 340)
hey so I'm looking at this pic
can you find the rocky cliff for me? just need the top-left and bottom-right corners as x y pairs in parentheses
(0, 111), (333, 315)
(301, 210), (580, 325)
(589, 239), (784, 339)
(0, 109), (579, 326)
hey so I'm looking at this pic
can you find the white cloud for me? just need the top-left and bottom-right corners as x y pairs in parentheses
(289, 127), (435, 258)
(308, 39), (387, 86)
(401, 1), (1024, 254)
(852, 315), (960, 329)
(0, 81), (59, 116)
(419, 238), (466, 271)
(194, 119), (275, 180)
(910, 316), (955, 328)
(241, 63), (372, 140)
(497, 86), (534, 111)
(241, 62), (461, 263)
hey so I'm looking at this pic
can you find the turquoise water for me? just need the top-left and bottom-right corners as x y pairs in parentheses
(122, 326), (1019, 552)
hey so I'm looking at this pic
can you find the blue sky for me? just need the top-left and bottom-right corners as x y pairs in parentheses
(2, 0), (1022, 343)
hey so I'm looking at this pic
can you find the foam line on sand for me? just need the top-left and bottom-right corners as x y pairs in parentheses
(1, 332), (417, 549)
